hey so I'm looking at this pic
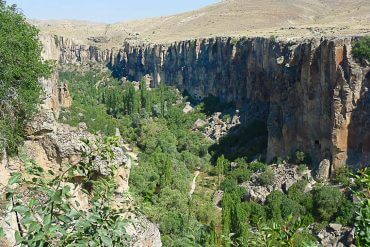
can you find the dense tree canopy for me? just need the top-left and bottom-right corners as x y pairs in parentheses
(352, 36), (370, 61)
(0, 1), (50, 154)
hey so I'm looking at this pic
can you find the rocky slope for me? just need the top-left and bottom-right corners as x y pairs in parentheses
(40, 34), (369, 173)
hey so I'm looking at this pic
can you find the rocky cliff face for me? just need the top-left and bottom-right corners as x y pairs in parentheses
(40, 35), (370, 172)
(39, 71), (72, 119)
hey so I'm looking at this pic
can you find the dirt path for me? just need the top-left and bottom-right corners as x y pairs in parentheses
(189, 171), (200, 198)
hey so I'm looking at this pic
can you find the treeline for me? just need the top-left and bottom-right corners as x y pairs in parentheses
(101, 81), (171, 118)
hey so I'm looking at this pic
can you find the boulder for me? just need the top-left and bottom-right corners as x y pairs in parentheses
(182, 102), (193, 113)
(316, 159), (331, 182)
(193, 118), (207, 129)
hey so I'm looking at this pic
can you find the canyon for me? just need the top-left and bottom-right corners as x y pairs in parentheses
(1, 1), (369, 246)
(40, 34), (370, 172)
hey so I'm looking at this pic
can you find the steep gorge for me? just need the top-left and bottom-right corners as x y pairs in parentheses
(40, 35), (370, 171)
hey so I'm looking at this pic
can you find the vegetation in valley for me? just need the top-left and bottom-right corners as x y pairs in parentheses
(59, 68), (217, 245)
(56, 67), (367, 246)
(0, 0), (51, 155)
(0, 0), (368, 246)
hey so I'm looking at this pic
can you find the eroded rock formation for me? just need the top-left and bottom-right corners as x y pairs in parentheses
(40, 35), (370, 171)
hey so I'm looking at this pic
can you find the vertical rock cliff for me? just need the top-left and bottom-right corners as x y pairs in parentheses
(40, 35), (370, 171)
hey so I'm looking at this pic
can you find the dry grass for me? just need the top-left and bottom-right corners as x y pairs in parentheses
(34, 0), (370, 46)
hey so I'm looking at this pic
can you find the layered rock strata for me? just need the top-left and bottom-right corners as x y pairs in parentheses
(40, 34), (370, 171)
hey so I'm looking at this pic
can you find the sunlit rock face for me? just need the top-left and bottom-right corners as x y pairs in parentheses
(41, 35), (370, 171)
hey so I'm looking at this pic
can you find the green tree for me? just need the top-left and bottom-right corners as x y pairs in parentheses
(233, 202), (249, 246)
(266, 191), (285, 223)
(352, 36), (370, 61)
(221, 192), (232, 247)
(216, 155), (228, 188)
(0, 1), (51, 154)
(207, 220), (217, 246)
(162, 156), (172, 187)
(314, 186), (343, 221)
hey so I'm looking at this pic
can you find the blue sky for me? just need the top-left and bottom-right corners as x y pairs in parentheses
(7, 0), (220, 23)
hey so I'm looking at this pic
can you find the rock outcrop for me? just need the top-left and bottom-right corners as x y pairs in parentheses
(193, 111), (241, 140)
(241, 163), (314, 203)
(315, 223), (355, 247)
(40, 35), (370, 171)
(39, 71), (72, 119)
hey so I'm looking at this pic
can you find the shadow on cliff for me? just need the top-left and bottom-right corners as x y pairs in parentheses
(208, 120), (268, 163)
(347, 70), (370, 168)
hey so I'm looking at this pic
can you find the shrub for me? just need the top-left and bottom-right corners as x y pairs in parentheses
(352, 36), (370, 61)
(251, 216), (316, 247)
(294, 150), (306, 164)
(288, 180), (313, 212)
(332, 166), (351, 186)
(229, 168), (252, 183)
(335, 198), (356, 226)
(281, 198), (305, 219)
(258, 168), (275, 186)
(1, 137), (130, 246)
(314, 186), (343, 221)
(352, 168), (370, 246)
(222, 114), (231, 123)
(248, 161), (267, 173)
(246, 201), (266, 226)
(265, 191), (285, 223)
(231, 37), (238, 46)
(297, 164), (308, 174)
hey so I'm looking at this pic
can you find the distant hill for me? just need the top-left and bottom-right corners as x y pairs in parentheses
(34, 0), (370, 46)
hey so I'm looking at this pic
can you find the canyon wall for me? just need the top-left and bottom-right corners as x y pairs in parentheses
(40, 34), (370, 171)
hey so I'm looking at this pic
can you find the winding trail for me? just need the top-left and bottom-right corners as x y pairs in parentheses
(189, 171), (200, 198)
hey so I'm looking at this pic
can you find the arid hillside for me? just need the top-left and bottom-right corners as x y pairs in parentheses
(34, 0), (370, 46)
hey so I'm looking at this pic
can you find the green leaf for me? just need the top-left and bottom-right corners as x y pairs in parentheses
(43, 214), (51, 226)
(28, 222), (41, 233)
(21, 213), (34, 225)
(0, 227), (4, 238)
(51, 191), (62, 202)
(100, 236), (112, 246)
(57, 214), (71, 223)
(32, 231), (44, 242)
(29, 198), (37, 208)
(15, 231), (23, 244)
(8, 172), (22, 185)
(62, 185), (71, 195)
(12, 205), (29, 214)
